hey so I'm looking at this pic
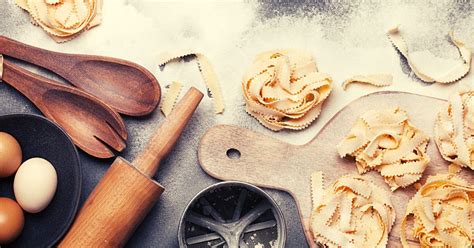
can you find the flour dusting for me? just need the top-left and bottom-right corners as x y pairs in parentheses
(2, 1), (474, 247)
(11, 0), (474, 145)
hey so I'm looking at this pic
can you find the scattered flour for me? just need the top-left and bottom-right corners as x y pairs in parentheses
(7, 0), (474, 145)
(3, 1), (474, 247)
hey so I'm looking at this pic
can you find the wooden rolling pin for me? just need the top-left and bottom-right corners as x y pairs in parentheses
(60, 87), (203, 247)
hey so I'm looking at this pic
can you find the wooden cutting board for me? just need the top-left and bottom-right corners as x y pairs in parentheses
(198, 91), (474, 247)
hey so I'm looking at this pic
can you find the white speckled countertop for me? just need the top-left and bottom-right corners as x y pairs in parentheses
(1, 0), (473, 247)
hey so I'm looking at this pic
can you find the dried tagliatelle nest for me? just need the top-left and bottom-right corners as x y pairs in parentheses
(401, 173), (474, 247)
(337, 107), (430, 191)
(435, 88), (474, 170)
(15, 0), (102, 42)
(242, 49), (332, 131)
(310, 172), (395, 248)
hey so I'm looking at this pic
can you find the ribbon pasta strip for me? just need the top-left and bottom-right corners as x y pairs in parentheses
(342, 74), (393, 90)
(157, 50), (225, 114)
(337, 107), (430, 191)
(434, 88), (474, 170)
(387, 25), (472, 84)
(310, 172), (395, 248)
(160, 81), (183, 117)
(242, 49), (333, 131)
(401, 173), (474, 248)
(15, 0), (102, 42)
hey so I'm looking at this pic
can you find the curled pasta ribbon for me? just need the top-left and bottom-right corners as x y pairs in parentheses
(160, 81), (183, 117)
(401, 174), (474, 248)
(157, 50), (225, 114)
(15, 0), (102, 42)
(242, 49), (332, 131)
(310, 173), (395, 248)
(387, 25), (471, 84)
(342, 74), (393, 90)
(435, 88), (474, 170)
(337, 107), (430, 191)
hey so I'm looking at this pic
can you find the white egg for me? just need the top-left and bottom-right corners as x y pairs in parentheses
(13, 158), (57, 213)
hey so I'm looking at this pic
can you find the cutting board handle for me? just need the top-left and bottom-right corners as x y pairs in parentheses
(198, 125), (303, 191)
(199, 124), (317, 246)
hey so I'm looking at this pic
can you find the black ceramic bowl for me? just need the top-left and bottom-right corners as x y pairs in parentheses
(0, 114), (81, 248)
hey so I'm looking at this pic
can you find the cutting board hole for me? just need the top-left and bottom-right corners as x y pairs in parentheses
(226, 148), (241, 159)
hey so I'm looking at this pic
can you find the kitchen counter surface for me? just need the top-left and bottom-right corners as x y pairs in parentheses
(1, 1), (473, 247)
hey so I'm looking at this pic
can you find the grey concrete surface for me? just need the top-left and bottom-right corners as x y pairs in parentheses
(1, 0), (473, 247)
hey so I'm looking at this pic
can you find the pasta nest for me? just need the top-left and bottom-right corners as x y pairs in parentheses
(401, 174), (474, 248)
(337, 107), (430, 191)
(310, 173), (395, 248)
(15, 0), (102, 42)
(435, 88), (474, 170)
(242, 49), (332, 131)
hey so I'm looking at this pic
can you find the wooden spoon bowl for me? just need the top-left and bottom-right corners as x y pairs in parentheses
(68, 57), (160, 116)
(0, 36), (160, 116)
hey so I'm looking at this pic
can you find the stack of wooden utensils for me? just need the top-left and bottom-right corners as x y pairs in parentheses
(0, 36), (161, 158)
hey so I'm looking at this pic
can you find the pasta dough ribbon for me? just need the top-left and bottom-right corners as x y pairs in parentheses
(435, 88), (474, 170)
(342, 74), (393, 90)
(157, 51), (225, 114)
(310, 173), (395, 248)
(337, 107), (430, 191)
(242, 49), (332, 131)
(387, 25), (471, 84)
(160, 81), (183, 117)
(401, 173), (474, 248)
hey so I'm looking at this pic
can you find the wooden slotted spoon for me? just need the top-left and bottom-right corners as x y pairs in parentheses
(0, 36), (160, 116)
(2, 59), (127, 158)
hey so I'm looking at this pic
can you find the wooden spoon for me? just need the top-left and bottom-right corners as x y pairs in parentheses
(2, 59), (127, 158)
(0, 36), (160, 116)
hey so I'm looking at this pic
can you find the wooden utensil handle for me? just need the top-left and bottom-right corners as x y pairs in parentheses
(134, 87), (203, 177)
(0, 36), (73, 74)
(2, 59), (51, 102)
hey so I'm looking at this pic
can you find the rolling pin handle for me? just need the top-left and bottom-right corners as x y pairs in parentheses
(133, 87), (203, 177)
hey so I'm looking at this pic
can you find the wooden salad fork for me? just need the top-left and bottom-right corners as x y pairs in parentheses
(2, 58), (127, 158)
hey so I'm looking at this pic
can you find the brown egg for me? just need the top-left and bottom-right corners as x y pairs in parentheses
(0, 197), (24, 244)
(0, 132), (22, 178)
